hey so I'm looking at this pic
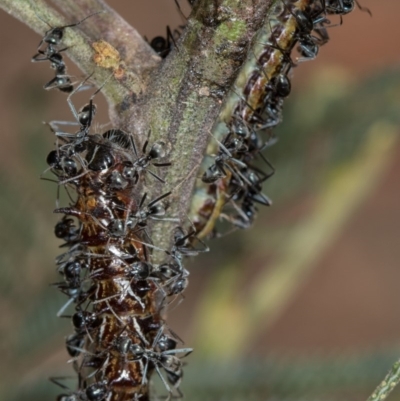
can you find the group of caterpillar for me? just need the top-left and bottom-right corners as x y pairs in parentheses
(188, 0), (364, 239)
(31, 0), (362, 400)
(34, 9), (202, 401)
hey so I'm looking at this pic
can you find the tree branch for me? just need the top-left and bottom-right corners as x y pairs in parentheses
(50, 0), (160, 79)
(0, 0), (154, 126)
(0, 0), (275, 262)
(141, 0), (274, 261)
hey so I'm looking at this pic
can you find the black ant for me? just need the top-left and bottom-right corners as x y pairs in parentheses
(229, 164), (274, 208)
(131, 227), (206, 297)
(85, 129), (171, 183)
(202, 132), (252, 186)
(52, 376), (108, 401)
(50, 73), (113, 155)
(149, 25), (185, 58)
(280, 1), (331, 61)
(155, 260), (190, 297)
(131, 191), (175, 228)
(54, 254), (93, 317)
(106, 191), (176, 238)
(32, 11), (102, 92)
(325, 0), (372, 16)
(54, 216), (81, 243)
(167, 226), (209, 268)
(71, 309), (102, 338)
(125, 325), (192, 399)
(55, 280), (93, 317)
(46, 148), (80, 178)
(122, 135), (171, 184)
(230, 197), (258, 230)
(34, 12), (102, 54)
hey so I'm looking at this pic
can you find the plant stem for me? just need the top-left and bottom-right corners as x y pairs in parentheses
(50, 0), (160, 78)
(0, 0), (145, 123)
(143, 0), (274, 261)
(367, 360), (400, 401)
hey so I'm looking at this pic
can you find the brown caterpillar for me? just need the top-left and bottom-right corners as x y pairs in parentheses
(43, 84), (193, 400)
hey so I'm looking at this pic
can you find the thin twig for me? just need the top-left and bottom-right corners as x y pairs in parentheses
(0, 0), (148, 124)
(367, 360), (400, 401)
(50, 0), (160, 77)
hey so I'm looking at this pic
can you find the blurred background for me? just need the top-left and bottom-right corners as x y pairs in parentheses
(0, 1), (400, 400)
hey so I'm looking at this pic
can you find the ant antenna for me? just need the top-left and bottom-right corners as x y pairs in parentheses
(34, 9), (105, 31)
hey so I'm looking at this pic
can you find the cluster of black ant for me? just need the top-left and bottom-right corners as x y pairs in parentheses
(191, 0), (369, 237)
(33, 10), (207, 401)
(31, 1), (366, 399)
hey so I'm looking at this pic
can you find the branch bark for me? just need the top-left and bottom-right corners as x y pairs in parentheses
(49, 0), (160, 80)
(141, 0), (274, 261)
(0, 0), (155, 126)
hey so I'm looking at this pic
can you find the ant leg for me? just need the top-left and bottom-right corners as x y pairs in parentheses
(147, 191), (172, 208)
(155, 364), (173, 398)
(355, 0), (372, 16)
(66, 72), (95, 122)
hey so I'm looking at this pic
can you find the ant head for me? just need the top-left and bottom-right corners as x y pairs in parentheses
(72, 310), (100, 333)
(107, 220), (126, 237)
(44, 27), (64, 45)
(334, 0), (355, 14)
(85, 382), (108, 401)
(148, 140), (169, 159)
(150, 36), (168, 54)
(61, 260), (82, 280)
(129, 343), (145, 360)
(173, 226), (192, 245)
(108, 171), (128, 190)
(129, 261), (151, 280)
(54, 217), (79, 242)
(48, 150), (79, 176)
(202, 164), (222, 183)
(158, 262), (180, 279)
(157, 334), (177, 353)
(148, 202), (167, 217)
(114, 336), (133, 355)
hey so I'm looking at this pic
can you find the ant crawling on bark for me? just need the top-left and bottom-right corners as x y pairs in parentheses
(32, 11), (103, 92)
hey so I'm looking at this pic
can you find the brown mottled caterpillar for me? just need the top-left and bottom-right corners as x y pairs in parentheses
(39, 58), (193, 401)
(189, 0), (358, 239)
(46, 99), (194, 400)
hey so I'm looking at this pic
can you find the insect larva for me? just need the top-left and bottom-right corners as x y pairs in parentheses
(189, 0), (358, 238)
